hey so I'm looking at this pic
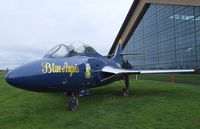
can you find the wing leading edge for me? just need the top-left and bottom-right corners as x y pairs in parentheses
(102, 66), (195, 75)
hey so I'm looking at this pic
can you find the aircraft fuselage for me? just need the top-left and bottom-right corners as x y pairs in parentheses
(5, 54), (120, 92)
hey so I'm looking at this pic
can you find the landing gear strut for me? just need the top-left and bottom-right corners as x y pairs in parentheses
(68, 90), (79, 112)
(122, 75), (130, 96)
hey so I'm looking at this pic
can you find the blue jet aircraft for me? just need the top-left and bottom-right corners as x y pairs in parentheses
(5, 42), (195, 111)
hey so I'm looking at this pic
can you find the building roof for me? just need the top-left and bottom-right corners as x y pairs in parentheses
(109, 0), (200, 55)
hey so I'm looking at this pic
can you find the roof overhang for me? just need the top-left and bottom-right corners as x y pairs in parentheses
(109, 0), (200, 55)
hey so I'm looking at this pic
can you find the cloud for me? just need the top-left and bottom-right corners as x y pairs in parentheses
(0, 0), (133, 69)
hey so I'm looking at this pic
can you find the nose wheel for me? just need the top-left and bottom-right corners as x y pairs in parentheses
(122, 75), (130, 96)
(68, 90), (79, 112)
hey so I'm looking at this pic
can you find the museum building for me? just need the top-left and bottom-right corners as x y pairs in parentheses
(109, 0), (200, 71)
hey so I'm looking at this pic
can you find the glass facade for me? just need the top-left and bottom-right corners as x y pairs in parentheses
(123, 4), (200, 70)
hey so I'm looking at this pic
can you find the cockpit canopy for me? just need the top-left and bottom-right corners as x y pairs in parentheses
(44, 42), (97, 58)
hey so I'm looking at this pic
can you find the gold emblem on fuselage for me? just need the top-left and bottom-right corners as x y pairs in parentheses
(85, 63), (91, 79)
(41, 62), (79, 77)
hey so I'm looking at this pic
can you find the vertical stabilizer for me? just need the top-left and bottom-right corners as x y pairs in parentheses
(112, 39), (123, 66)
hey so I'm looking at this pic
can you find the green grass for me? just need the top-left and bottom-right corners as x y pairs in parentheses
(0, 73), (200, 129)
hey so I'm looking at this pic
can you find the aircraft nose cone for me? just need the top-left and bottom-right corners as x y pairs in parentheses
(4, 59), (68, 92)
(5, 68), (24, 88)
(4, 60), (43, 90)
(5, 71), (16, 86)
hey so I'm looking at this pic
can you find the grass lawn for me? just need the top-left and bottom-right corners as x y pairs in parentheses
(0, 73), (200, 129)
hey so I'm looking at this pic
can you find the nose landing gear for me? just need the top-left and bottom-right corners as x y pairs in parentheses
(68, 90), (79, 112)
(67, 89), (91, 111)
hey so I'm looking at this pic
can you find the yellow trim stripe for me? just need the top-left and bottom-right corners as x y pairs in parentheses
(118, 38), (123, 44)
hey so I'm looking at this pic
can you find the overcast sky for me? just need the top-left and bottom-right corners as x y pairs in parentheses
(0, 0), (133, 70)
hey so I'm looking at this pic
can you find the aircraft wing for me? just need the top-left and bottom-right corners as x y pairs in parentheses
(102, 66), (195, 75)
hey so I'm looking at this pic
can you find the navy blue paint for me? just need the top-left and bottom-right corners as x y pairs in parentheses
(112, 43), (123, 67)
(5, 44), (122, 92)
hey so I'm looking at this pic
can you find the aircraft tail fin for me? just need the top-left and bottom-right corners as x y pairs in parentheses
(112, 39), (123, 66)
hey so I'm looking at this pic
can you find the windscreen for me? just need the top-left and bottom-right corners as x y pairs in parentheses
(45, 44), (69, 58)
(52, 45), (70, 57)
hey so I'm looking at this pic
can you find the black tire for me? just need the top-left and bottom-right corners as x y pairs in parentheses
(69, 101), (77, 112)
(68, 96), (77, 112)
